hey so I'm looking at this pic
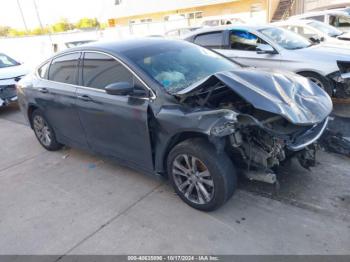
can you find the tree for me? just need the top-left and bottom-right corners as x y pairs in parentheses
(75, 17), (100, 29)
(0, 26), (10, 37)
(51, 18), (74, 33)
(7, 28), (26, 37)
(30, 27), (49, 35)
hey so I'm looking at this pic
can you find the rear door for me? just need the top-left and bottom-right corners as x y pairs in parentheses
(218, 29), (281, 69)
(35, 52), (88, 148)
(76, 52), (154, 172)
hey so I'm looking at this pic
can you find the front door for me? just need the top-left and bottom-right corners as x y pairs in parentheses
(218, 29), (281, 69)
(76, 52), (154, 172)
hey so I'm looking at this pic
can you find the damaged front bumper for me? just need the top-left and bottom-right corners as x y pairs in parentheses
(328, 71), (350, 98)
(0, 84), (18, 107)
(210, 113), (329, 178)
(287, 117), (329, 151)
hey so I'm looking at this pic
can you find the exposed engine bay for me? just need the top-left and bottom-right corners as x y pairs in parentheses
(176, 71), (332, 179)
(329, 61), (350, 98)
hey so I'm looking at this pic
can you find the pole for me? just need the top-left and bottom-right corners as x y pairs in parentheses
(32, 0), (52, 43)
(16, 0), (29, 34)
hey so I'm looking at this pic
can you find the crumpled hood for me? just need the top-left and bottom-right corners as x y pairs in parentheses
(176, 68), (333, 125)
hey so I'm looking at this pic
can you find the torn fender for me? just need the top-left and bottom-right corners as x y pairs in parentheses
(176, 69), (333, 126)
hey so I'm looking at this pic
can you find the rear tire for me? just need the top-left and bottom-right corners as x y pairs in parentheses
(298, 72), (333, 96)
(31, 109), (63, 151)
(167, 138), (237, 211)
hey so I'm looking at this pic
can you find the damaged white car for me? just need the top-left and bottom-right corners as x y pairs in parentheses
(0, 53), (29, 107)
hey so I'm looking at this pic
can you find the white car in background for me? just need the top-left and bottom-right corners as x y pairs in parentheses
(164, 26), (202, 39)
(274, 19), (350, 46)
(289, 10), (350, 32)
(184, 25), (350, 98)
(201, 15), (245, 27)
(52, 40), (96, 53)
(0, 53), (29, 107)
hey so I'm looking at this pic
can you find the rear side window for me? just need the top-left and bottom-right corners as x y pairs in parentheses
(82, 52), (133, 90)
(38, 61), (50, 79)
(49, 53), (80, 84)
(194, 32), (223, 48)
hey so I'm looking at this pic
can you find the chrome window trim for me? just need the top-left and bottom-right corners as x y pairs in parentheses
(36, 50), (157, 99)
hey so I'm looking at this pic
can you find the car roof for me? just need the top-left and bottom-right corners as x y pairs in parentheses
(185, 24), (270, 36)
(273, 19), (313, 25)
(57, 37), (187, 57)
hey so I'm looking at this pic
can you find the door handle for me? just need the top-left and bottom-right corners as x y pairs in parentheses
(39, 88), (49, 93)
(77, 94), (93, 102)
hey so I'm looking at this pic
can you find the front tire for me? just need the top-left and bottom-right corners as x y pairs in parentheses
(31, 109), (63, 151)
(298, 72), (333, 96)
(167, 138), (237, 211)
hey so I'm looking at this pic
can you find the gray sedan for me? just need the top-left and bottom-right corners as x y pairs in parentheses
(184, 25), (350, 98)
(17, 38), (331, 211)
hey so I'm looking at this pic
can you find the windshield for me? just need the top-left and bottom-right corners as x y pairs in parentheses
(0, 53), (20, 68)
(308, 21), (343, 37)
(122, 41), (239, 93)
(259, 27), (312, 50)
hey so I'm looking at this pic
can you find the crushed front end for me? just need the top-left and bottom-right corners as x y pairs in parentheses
(0, 77), (21, 107)
(328, 61), (350, 98)
(225, 113), (328, 172)
(176, 69), (333, 183)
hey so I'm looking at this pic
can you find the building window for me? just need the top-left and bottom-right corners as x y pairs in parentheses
(250, 3), (263, 17)
(187, 11), (203, 19)
(140, 18), (152, 23)
(195, 12), (203, 19)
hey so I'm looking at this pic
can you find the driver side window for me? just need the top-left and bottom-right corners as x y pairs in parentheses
(230, 30), (268, 51)
(82, 52), (134, 90)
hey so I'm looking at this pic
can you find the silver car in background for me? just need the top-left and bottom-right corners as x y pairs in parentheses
(274, 19), (350, 46)
(184, 25), (350, 98)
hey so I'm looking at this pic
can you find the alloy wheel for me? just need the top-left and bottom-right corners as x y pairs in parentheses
(33, 115), (52, 147)
(172, 154), (215, 205)
(308, 77), (324, 89)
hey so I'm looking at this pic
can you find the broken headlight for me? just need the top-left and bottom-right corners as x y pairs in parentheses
(210, 113), (237, 137)
(337, 61), (350, 74)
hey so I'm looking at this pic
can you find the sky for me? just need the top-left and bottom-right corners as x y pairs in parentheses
(0, 0), (112, 29)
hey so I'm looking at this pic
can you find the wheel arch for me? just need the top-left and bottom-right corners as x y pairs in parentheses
(296, 70), (327, 79)
(27, 104), (40, 129)
(157, 131), (213, 177)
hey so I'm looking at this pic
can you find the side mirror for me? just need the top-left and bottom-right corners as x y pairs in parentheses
(105, 82), (133, 96)
(309, 35), (323, 43)
(256, 44), (276, 54)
